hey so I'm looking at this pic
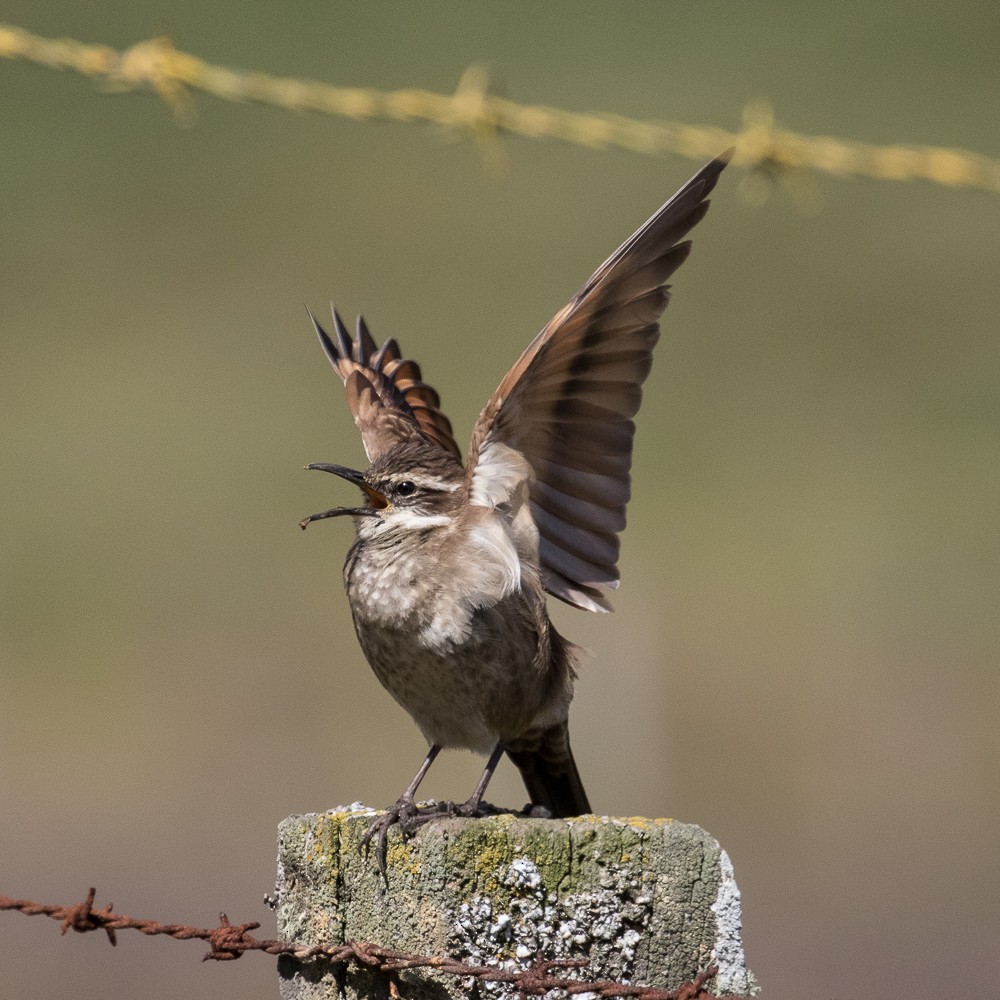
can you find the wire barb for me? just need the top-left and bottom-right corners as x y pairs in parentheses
(58, 886), (118, 946)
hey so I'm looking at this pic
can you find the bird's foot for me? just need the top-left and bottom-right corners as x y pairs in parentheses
(360, 795), (508, 879)
(449, 794), (494, 819)
(359, 797), (451, 880)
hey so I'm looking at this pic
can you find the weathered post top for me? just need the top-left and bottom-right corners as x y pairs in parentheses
(276, 805), (756, 999)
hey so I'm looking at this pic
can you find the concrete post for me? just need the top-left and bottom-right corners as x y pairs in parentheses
(276, 804), (756, 999)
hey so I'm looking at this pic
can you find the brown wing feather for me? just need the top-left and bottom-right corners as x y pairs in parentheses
(310, 308), (462, 463)
(467, 152), (731, 612)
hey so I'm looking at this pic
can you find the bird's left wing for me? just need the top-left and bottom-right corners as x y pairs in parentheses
(466, 152), (731, 612)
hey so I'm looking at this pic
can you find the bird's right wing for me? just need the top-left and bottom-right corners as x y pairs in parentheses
(309, 307), (463, 463)
(466, 152), (731, 612)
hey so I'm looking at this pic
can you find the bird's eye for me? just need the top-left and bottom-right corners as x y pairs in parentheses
(396, 480), (417, 497)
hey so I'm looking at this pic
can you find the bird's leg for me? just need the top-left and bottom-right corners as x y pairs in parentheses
(405, 742), (506, 822)
(454, 742), (506, 817)
(362, 744), (509, 879)
(361, 743), (442, 878)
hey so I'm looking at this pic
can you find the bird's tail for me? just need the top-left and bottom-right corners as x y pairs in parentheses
(506, 722), (591, 818)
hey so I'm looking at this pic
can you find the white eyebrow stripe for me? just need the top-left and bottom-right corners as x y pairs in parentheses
(381, 474), (461, 492)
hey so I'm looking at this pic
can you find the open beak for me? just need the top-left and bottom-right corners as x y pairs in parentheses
(299, 463), (389, 529)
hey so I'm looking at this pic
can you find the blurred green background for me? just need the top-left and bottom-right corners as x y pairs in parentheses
(2, 3), (998, 998)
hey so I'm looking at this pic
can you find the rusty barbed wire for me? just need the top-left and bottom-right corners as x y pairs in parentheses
(1, 22), (999, 196)
(1, 887), (745, 999)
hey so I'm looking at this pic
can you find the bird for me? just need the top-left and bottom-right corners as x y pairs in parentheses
(300, 151), (730, 871)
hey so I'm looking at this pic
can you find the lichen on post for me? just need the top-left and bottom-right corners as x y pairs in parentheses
(276, 805), (756, 999)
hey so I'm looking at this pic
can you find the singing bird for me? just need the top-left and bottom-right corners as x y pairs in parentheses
(301, 152), (730, 866)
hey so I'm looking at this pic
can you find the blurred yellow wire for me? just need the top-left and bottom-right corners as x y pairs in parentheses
(2, 23), (999, 196)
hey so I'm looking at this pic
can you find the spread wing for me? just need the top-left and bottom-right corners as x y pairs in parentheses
(466, 152), (731, 612)
(309, 307), (462, 463)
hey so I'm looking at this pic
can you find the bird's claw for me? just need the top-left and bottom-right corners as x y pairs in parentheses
(360, 796), (497, 880)
(359, 797), (449, 880)
(447, 796), (491, 819)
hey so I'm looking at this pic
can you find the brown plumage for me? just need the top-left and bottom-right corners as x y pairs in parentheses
(301, 152), (730, 869)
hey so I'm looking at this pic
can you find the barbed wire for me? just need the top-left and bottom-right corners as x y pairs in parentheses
(2, 22), (999, 197)
(1, 887), (745, 999)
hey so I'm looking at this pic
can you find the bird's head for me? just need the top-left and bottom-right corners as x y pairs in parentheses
(300, 440), (466, 536)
